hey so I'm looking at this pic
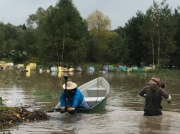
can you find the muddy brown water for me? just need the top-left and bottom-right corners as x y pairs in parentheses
(0, 69), (180, 134)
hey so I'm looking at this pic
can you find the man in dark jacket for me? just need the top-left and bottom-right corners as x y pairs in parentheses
(139, 77), (171, 116)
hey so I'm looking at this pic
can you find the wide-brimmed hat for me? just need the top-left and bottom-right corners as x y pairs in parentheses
(62, 81), (77, 90)
(148, 77), (165, 88)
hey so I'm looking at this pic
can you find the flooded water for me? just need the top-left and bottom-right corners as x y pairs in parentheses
(0, 69), (180, 134)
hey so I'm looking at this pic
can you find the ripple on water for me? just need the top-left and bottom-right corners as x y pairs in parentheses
(1, 108), (180, 134)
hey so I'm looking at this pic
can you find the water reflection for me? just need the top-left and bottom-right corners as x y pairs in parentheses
(58, 71), (62, 78)
(87, 70), (94, 75)
(102, 72), (109, 79)
(0, 86), (34, 107)
(50, 71), (58, 76)
(49, 71), (75, 78)
(26, 71), (30, 77)
(139, 116), (164, 134)
(138, 112), (180, 134)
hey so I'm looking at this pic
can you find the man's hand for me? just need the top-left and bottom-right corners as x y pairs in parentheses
(167, 95), (171, 104)
(61, 107), (65, 110)
(60, 107), (66, 113)
(67, 107), (75, 111)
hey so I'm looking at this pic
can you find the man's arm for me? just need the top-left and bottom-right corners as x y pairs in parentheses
(160, 88), (171, 104)
(60, 91), (66, 107)
(139, 86), (148, 97)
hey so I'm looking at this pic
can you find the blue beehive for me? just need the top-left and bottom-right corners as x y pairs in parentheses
(88, 66), (95, 71)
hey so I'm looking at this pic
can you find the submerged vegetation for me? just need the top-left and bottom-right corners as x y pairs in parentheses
(0, 107), (50, 129)
(30, 90), (59, 99)
(0, 89), (50, 129)
(0, 97), (11, 113)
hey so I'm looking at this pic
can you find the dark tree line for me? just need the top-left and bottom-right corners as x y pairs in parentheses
(0, 0), (180, 68)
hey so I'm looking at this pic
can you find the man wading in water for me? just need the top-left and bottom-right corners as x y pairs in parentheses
(139, 77), (171, 116)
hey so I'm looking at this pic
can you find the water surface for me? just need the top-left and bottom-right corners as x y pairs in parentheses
(0, 69), (180, 134)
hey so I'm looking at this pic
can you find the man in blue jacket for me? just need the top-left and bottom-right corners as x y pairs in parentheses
(60, 81), (89, 113)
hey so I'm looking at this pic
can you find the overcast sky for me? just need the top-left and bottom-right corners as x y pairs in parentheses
(0, 0), (179, 29)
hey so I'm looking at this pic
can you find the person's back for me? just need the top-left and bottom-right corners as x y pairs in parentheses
(139, 77), (171, 116)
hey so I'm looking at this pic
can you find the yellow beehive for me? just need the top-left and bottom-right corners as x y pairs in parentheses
(6, 63), (14, 67)
(0, 61), (5, 66)
(26, 65), (31, 72)
(46, 70), (50, 73)
(68, 71), (74, 76)
(58, 66), (62, 72)
(30, 63), (36, 70)
(58, 71), (62, 78)
(17, 64), (24, 69)
(145, 66), (153, 71)
(68, 68), (74, 72)
(127, 67), (132, 72)
(26, 71), (30, 77)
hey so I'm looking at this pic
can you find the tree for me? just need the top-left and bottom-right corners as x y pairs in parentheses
(146, 0), (176, 66)
(138, 0), (177, 67)
(39, 0), (89, 65)
(27, 7), (46, 28)
(86, 10), (111, 38)
(108, 30), (129, 64)
(0, 23), (24, 59)
(0, 22), (5, 51)
(141, 9), (157, 65)
(18, 28), (39, 57)
(171, 7), (180, 68)
(123, 11), (146, 66)
(86, 10), (118, 63)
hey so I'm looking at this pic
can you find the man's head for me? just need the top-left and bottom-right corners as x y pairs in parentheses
(62, 81), (77, 90)
(148, 77), (165, 88)
(63, 81), (77, 96)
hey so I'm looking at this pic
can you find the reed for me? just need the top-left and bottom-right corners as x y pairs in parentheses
(30, 90), (59, 99)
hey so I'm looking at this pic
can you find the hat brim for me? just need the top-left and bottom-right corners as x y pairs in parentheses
(62, 82), (77, 90)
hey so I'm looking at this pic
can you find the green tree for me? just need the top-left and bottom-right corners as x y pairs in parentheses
(0, 22), (5, 52)
(108, 30), (129, 64)
(172, 7), (180, 68)
(146, 0), (176, 66)
(123, 12), (146, 66)
(27, 7), (47, 28)
(141, 9), (157, 65)
(86, 10), (118, 63)
(18, 28), (39, 57)
(86, 10), (111, 38)
(39, 0), (89, 65)
(0, 23), (24, 62)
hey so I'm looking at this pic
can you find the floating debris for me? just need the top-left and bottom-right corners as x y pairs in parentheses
(0, 107), (50, 129)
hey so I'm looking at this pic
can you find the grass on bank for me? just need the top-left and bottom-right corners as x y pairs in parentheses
(30, 90), (59, 99)
(0, 97), (12, 113)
